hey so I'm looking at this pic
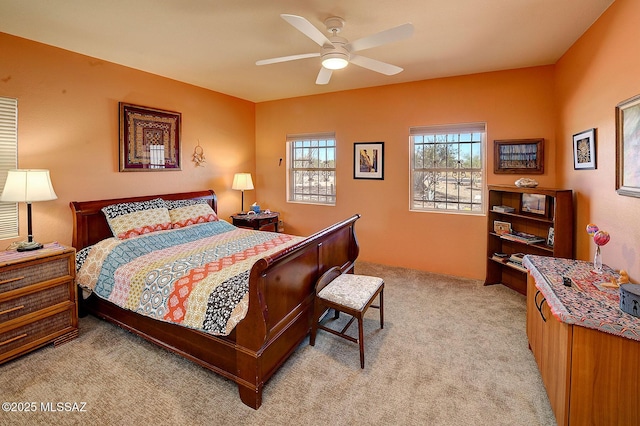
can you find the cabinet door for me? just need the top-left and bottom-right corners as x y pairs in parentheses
(540, 300), (572, 426)
(526, 276), (543, 370)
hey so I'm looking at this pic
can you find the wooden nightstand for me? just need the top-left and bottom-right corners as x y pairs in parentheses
(0, 243), (77, 364)
(231, 212), (280, 232)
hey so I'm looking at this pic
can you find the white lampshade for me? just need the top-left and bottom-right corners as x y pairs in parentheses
(1, 169), (58, 202)
(232, 173), (254, 191)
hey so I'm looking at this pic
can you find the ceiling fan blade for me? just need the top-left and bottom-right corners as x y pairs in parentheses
(316, 67), (333, 85)
(256, 53), (320, 66)
(347, 23), (414, 52)
(349, 55), (403, 75)
(281, 14), (333, 47)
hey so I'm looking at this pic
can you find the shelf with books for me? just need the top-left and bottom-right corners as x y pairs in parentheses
(485, 185), (573, 295)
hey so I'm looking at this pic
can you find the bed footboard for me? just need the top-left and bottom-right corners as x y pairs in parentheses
(235, 214), (360, 408)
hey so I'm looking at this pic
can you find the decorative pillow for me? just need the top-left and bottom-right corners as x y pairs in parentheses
(165, 199), (218, 229)
(102, 198), (172, 239)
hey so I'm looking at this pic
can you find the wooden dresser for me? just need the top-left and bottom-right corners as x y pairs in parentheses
(0, 243), (77, 364)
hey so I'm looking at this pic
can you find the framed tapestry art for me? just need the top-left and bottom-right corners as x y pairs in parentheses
(354, 142), (384, 180)
(573, 128), (596, 170)
(494, 139), (544, 174)
(616, 94), (640, 197)
(119, 103), (181, 171)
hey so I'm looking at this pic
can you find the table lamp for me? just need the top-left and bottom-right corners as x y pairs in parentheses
(232, 173), (254, 214)
(0, 169), (58, 251)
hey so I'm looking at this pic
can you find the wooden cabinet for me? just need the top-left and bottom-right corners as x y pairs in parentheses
(527, 278), (572, 425)
(231, 212), (280, 232)
(485, 185), (573, 294)
(0, 244), (77, 364)
(526, 263), (640, 425)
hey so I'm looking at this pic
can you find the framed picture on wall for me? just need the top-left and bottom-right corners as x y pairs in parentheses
(616, 94), (640, 197)
(119, 102), (182, 171)
(573, 128), (597, 170)
(494, 139), (544, 174)
(354, 142), (384, 180)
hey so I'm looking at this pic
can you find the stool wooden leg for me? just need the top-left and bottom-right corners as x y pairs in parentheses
(358, 313), (365, 368)
(379, 288), (384, 329)
(310, 301), (320, 346)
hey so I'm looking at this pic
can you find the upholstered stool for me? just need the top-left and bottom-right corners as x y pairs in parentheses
(310, 266), (384, 368)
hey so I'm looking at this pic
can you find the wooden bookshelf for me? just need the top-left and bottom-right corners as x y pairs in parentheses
(485, 185), (573, 295)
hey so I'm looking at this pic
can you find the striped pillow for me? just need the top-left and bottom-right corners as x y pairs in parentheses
(102, 198), (172, 239)
(165, 199), (218, 229)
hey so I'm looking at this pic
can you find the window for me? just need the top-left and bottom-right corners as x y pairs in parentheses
(0, 97), (18, 239)
(287, 132), (336, 205)
(410, 123), (485, 213)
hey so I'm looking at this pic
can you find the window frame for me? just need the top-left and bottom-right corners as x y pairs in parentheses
(286, 132), (337, 206)
(409, 122), (486, 214)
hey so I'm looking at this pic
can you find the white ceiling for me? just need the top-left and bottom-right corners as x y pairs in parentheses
(0, 0), (614, 103)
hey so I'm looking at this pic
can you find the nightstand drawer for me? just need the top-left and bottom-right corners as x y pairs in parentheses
(0, 281), (73, 322)
(0, 308), (76, 358)
(0, 257), (71, 294)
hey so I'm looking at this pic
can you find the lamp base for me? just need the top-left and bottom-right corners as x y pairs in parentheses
(16, 241), (44, 252)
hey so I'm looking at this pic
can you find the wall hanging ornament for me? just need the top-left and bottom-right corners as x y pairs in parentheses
(192, 140), (206, 167)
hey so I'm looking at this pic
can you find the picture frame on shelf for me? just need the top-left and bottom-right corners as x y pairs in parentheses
(494, 139), (544, 174)
(615, 94), (640, 197)
(354, 142), (384, 180)
(573, 128), (596, 170)
(547, 227), (555, 247)
(493, 220), (512, 235)
(521, 193), (546, 215)
(119, 102), (182, 172)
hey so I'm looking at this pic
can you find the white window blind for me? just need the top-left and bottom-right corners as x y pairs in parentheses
(0, 97), (18, 239)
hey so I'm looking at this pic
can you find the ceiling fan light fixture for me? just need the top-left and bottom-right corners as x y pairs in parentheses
(322, 52), (349, 70)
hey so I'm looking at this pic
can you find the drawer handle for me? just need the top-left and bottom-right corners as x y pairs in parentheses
(0, 305), (25, 316)
(0, 333), (28, 347)
(534, 290), (547, 322)
(0, 276), (26, 286)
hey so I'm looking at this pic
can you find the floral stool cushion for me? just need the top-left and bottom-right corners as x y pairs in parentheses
(317, 274), (384, 311)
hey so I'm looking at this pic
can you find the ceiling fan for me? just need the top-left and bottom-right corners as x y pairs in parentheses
(256, 14), (414, 85)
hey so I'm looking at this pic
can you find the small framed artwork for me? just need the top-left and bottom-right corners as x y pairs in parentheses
(354, 142), (384, 180)
(119, 102), (182, 171)
(493, 220), (512, 235)
(616, 94), (640, 197)
(547, 227), (555, 247)
(521, 193), (546, 215)
(573, 128), (596, 170)
(494, 139), (544, 174)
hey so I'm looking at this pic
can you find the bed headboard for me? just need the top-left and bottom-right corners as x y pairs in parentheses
(69, 190), (217, 251)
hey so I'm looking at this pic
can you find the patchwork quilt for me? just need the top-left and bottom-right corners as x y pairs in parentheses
(76, 221), (303, 336)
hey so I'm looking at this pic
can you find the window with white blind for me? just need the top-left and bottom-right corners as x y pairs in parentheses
(0, 97), (18, 239)
(286, 132), (336, 205)
(410, 123), (486, 213)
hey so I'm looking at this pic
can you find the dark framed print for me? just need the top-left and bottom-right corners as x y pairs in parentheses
(616, 94), (640, 197)
(494, 139), (544, 174)
(521, 193), (546, 215)
(119, 102), (181, 171)
(573, 128), (596, 170)
(354, 142), (384, 180)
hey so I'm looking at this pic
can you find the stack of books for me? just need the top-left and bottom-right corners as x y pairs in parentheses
(508, 253), (527, 272)
(500, 231), (545, 245)
(492, 205), (515, 213)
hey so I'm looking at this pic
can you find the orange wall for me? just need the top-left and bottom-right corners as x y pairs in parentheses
(4, 0), (635, 283)
(556, 0), (640, 281)
(256, 67), (557, 279)
(0, 32), (255, 248)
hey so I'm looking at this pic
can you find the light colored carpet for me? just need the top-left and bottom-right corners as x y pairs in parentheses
(0, 262), (556, 425)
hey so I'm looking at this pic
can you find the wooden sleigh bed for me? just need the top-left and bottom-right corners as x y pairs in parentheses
(70, 189), (360, 409)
